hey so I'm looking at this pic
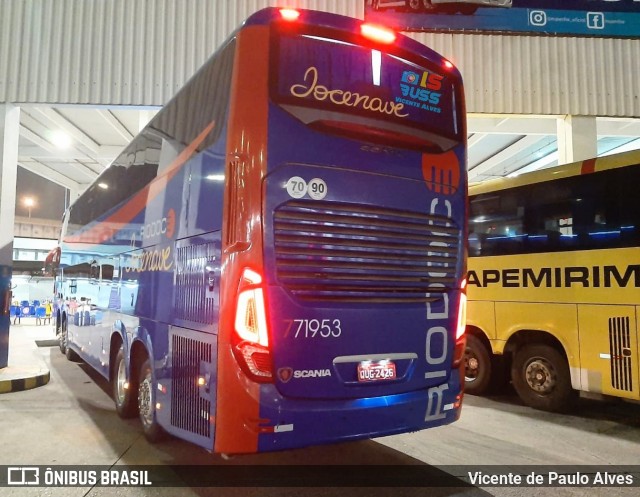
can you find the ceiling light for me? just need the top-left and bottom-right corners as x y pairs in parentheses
(51, 130), (71, 149)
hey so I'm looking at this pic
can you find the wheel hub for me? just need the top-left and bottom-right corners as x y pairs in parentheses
(525, 358), (556, 394)
(116, 360), (127, 404)
(465, 355), (479, 381)
(138, 377), (153, 425)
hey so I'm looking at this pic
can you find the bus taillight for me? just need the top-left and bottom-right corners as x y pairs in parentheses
(360, 23), (396, 44)
(235, 269), (269, 347)
(453, 279), (467, 368)
(233, 269), (272, 382)
(456, 279), (467, 341)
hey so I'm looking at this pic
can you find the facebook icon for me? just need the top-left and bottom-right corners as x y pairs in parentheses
(586, 12), (605, 30)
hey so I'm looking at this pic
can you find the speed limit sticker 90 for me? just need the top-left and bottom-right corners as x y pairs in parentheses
(285, 177), (327, 200)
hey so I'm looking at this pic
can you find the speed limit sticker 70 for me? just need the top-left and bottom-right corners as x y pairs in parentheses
(285, 177), (327, 200)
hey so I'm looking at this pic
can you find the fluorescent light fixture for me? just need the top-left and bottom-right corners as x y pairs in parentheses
(50, 130), (71, 149)
(98, 182), (108, 189)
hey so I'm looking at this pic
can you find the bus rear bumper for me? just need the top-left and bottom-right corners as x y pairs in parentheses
(254, 368), (463, 452)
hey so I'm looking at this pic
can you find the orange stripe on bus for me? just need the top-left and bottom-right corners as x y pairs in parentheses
(64, 121), (215, 245)
(581, 158), (596, 175)
(215, 25), (270, 455)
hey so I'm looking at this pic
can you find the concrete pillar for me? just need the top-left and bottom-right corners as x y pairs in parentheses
(0, 104), (20, 368)
(556, 115), (597, 165)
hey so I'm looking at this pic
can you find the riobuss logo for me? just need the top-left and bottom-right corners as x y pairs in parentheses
(398, 70), (444, 111)
(422, 150), (460, 195)
(401, 70), (443, 91)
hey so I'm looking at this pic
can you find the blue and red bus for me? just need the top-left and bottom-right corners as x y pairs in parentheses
(50, 7), (468, 454)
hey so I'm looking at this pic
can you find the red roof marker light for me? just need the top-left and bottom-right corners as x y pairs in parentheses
(280, 8), (301, 21)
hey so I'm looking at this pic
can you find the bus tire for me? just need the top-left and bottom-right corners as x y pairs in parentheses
(58, 315), (67, 355)
(138, 358), (165, 443)
(65, 345), (82, 362)
(464, 334), (491, 395)
(62, 318), (82, 362)
(511, 344), (576, 412)
(113, 345), (137, 419)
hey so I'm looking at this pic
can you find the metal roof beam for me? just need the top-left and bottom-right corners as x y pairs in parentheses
(96, 109), (134, 142)
(18, 160), (82, 191)
(468, 135), (545, 180)
(29, 107), (101, 156)
(468, 115), (557, 135)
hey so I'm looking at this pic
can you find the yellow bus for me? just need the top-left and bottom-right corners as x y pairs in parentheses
(464, 149), (640, 412)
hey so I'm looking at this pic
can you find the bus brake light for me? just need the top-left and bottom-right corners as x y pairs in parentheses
(235, 269), (269, 347)
(456, 279), (467, 340)
(280, 8), (301, 21)
(456, 293), (467, 340)
(233, 268), (273, 382)
(452, 279), (467, 368)
(360, 23), (396, 44)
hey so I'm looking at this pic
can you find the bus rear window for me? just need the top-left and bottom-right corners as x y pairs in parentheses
(272, 33), (461, 151)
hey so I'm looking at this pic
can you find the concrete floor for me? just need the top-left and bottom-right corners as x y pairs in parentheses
(1, 324), (639, 496)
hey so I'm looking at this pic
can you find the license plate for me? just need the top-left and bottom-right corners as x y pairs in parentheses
(357, 361), (396, 383)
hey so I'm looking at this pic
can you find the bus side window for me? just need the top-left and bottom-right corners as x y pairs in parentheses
(612, 167), (640, 247)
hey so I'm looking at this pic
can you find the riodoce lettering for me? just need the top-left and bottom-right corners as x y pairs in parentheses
(290, 66), (409, 118)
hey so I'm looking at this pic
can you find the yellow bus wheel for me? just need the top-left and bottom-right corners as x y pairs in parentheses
(464, 335), (492, 395)
(511, 344), (576, 412)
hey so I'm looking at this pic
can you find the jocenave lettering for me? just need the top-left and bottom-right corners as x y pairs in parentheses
(290, 66), (409, 118)
(124, 246), (173, 273)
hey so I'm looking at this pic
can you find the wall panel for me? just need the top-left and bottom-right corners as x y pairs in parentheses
(0, 0), (638, 117)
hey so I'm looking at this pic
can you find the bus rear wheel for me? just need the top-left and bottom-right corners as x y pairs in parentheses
(138, 358), (165, 443)
(60, 317), (81, 361)
(511, 344), (576, 412)
(58, 315), (67, 355)
(464, 334), (492, 395)
(113, 345), (137, 419)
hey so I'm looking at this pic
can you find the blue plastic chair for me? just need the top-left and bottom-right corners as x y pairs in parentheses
(35, 306), (46, 325)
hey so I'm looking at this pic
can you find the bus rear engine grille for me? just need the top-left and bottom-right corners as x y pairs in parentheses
(273, 201), (460, 303)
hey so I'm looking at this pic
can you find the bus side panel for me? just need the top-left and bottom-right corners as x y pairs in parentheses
(577, 305), (639, 399)
(467, 300), (498, 349)
(214, 25), (270, 455)
(494, 302), (580, 385)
